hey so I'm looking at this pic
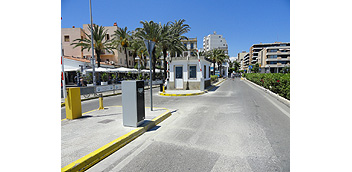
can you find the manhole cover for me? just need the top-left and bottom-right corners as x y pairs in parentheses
(98, 119), (114, 124)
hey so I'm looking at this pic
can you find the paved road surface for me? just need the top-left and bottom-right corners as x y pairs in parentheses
(78, 78), (290, 171)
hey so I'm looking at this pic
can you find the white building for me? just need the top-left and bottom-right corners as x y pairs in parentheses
(168, 56), (212, 90)
(203, 31), (228, 55)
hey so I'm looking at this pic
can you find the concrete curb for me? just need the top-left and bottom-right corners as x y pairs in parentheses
(158, 79), (226, 97)
(61, 108), (171, 172)
(242, 78), (290, 107)
(159, 91), (205, 96)
(61, 85), (159, 107)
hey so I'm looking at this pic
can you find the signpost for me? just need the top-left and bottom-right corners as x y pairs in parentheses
(144, 39), (156, 111)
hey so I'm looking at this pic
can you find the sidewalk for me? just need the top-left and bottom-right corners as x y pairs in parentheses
(61, 106), (172, 171)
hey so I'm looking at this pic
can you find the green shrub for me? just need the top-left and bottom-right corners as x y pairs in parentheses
(245, 73), (290, 100)
(211, 75), (218, 82)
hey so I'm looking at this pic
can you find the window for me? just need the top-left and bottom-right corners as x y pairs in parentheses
(176, 67), (183, 79)
(190, 43), (194, 49)
(64, 35), (70, 42)
(268, 55), (277, 59)
(106, 34), (110, 40)
(204, 65), (206, 79)
(220, 40), (222, 42)
(189, 65), (197, 79)
(269, 49), (277, 52)
(208, 66), (211, 78)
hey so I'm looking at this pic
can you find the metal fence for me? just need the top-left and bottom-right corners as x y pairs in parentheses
(61, 80), (164, 98)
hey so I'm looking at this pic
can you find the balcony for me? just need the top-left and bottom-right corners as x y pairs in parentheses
(266, 51), (290, 56)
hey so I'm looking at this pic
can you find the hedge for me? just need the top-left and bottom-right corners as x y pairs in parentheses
(244, 73), (290, 100)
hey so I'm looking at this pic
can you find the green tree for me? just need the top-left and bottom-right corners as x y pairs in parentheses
(136, 21), (162, 80)
(71, 24), (114, 68)
(233, 61), (240, 72)
(251, 63), (260, 73)
(113, 26), (131, 68)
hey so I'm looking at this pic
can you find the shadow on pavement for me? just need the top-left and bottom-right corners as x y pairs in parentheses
(207, 86), (219, 92)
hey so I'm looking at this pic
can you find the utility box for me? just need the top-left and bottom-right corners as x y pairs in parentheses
(122, 80), (145, 127)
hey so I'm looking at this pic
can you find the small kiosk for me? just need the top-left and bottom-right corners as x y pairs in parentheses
(168, 56), (212, 90)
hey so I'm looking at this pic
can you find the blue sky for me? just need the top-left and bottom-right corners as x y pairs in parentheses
(61, 0), (290, 57)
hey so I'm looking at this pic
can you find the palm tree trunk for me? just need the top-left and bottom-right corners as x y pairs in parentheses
(213, 61), (216, 75)
(124, 47), (129, 68)
(96, 50), (101, 68)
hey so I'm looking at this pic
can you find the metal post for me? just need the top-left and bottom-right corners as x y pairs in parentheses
(149, 46), (153, 111)
(89, 0), (96, 89)
(61, 42), (67, 98)
(144, 40), (155, 111)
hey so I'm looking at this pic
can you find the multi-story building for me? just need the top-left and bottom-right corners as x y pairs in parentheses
(258, 45), (290, 73)
(237, 51), (247, 71)
(61, 23), (134, 68)
(181, 38), (197, 55)
(243, 53), (250, 72)
(248, 42), (290, 73)
(203, 31), (228, 55)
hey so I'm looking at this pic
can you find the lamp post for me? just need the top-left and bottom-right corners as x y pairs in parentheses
(89, 0), (96, 88)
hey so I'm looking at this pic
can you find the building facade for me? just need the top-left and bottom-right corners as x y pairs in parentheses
(203, 31), (228, 55)
(247, 42), (290, 73)
(61, 23), (134, 68)
(237, 51), (248, 71)
(181, 38), (197, 55)
(258, 45), (290, 73)
(168, 56), (211, 90)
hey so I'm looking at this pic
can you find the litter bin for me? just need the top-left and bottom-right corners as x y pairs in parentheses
(122, 80), (145, 127)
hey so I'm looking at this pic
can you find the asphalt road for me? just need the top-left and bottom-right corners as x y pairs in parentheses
(82, 78), (290, 172)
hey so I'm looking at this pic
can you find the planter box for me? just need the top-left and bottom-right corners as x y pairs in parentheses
(101, 82), (108, 85)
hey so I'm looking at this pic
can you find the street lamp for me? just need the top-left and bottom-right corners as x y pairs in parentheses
(89, 0), (96, 88)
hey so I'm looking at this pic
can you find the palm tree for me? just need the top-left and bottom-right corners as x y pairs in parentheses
(136, 21), (162, 80)
(217, 53), (229, 76)
(71, 24), (114, 68)
(206, 49), (223, 75)
(128, 33), (145, 68)
(113, 26), (131, 68)
(157, 19), (190, 80)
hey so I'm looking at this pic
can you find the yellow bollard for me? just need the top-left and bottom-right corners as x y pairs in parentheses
(98, 94), (104, 110)
(65, 87), (82, 119)
(162, 86), (165, 93)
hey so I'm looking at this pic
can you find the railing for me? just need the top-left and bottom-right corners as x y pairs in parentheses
(61, 80), (164, 98)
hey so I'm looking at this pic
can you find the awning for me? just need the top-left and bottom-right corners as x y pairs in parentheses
(85, 67), (109, 72)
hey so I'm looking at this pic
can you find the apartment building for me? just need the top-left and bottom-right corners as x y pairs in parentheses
(181, 38), (197, 55)
(203, 31), (228, 55)
(237, 51), (247, 71)
(247, 42), (290, 73)
(258, 45), (290, 73)
(61, 23), (134, 68)
(243, 53), (250, 72)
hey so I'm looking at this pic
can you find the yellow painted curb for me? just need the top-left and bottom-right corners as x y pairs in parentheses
(159, 91), (204, 96)
(61, 107), (171, 172)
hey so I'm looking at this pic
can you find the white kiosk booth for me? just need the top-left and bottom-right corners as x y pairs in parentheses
(168, 56), (211, 90)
